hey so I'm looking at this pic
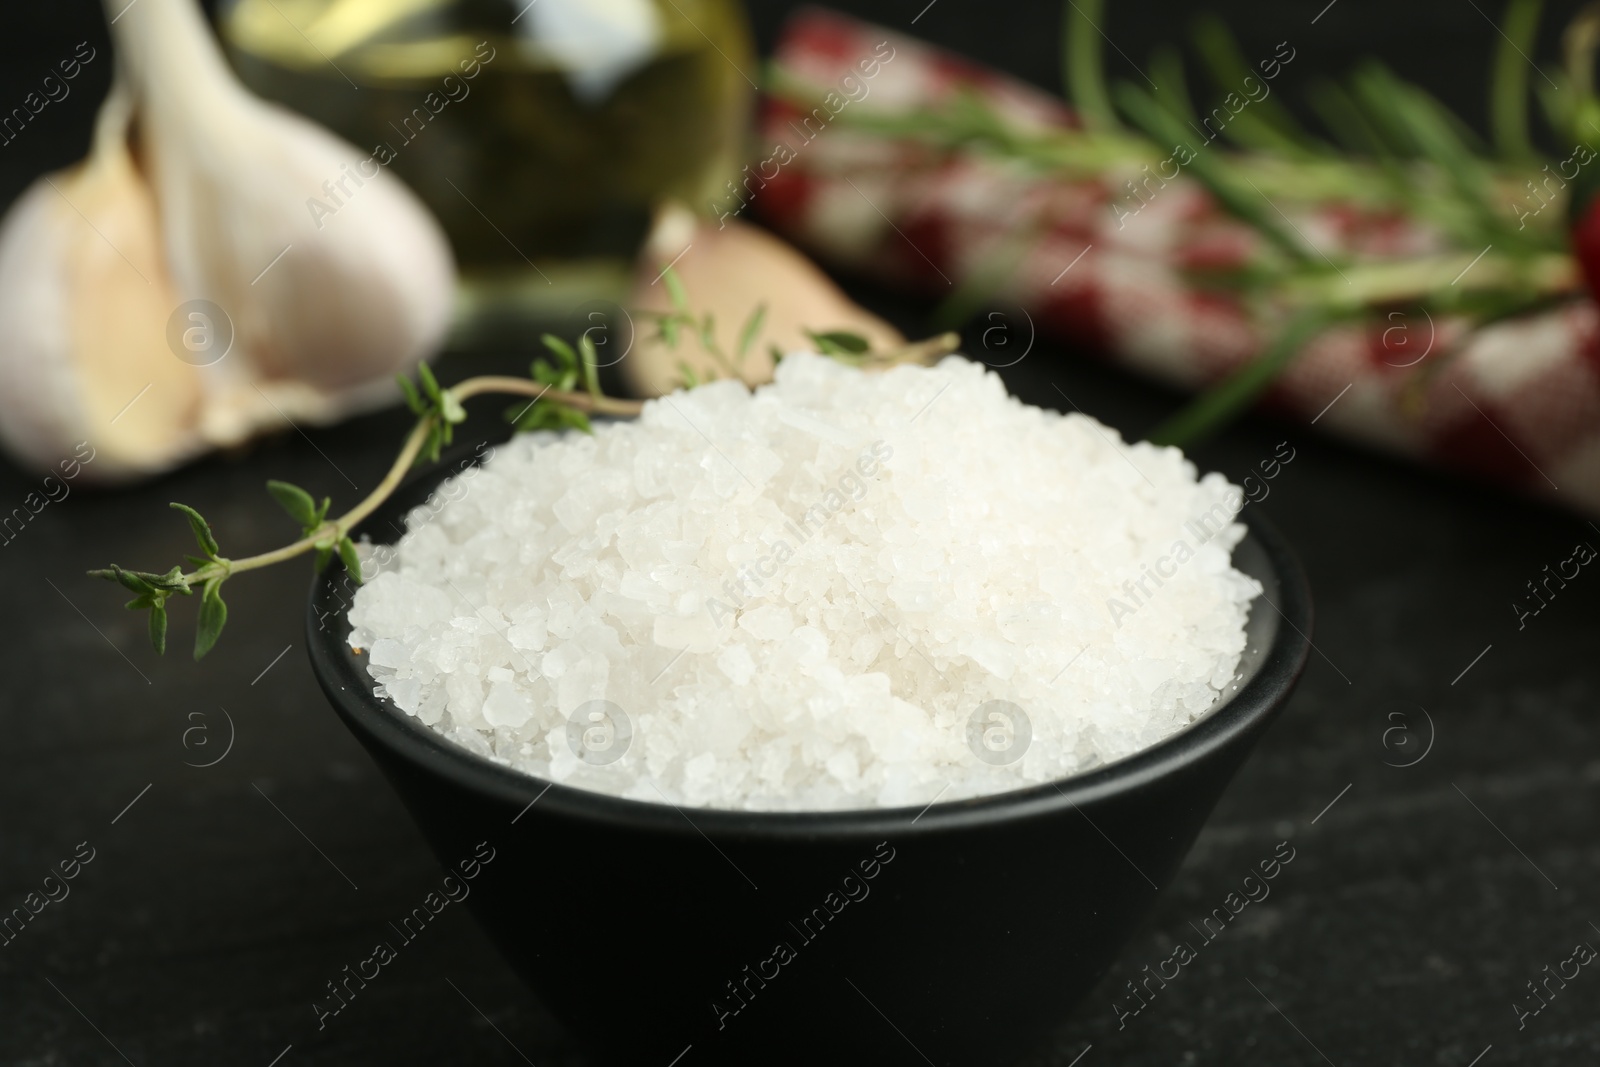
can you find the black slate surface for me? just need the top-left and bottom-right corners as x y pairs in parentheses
(2, 2), (1599, 1065)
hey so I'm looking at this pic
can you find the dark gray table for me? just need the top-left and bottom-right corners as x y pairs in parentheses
(2, 2), (1597, 1064)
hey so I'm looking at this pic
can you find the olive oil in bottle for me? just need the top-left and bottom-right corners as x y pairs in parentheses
(220, 0), (753, 334)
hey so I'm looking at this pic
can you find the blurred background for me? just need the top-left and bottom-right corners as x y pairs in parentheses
(2, 2), (1599, 1065)
(5, 0), (1593, 209)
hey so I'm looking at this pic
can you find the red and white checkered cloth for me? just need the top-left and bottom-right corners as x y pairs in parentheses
(753, 8), (1600, 514)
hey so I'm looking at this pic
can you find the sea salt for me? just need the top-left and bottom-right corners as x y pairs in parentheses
(347, 353), (1262, 811)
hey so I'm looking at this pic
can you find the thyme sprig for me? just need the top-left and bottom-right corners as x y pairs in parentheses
(646, 265), (769, 386)
(90, 267), (957, 660)
(89, 347), (643, 659)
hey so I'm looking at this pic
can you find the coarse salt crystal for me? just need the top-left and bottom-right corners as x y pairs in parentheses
(348, 353), (1262, 811)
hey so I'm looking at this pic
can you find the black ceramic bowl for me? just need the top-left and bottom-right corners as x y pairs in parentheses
(307, 462), (1311, 1067)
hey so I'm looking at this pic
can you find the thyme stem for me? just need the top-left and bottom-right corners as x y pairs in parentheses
(159, 381), (645, 588)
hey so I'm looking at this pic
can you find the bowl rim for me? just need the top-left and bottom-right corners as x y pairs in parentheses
(307, 458), (1312, 840)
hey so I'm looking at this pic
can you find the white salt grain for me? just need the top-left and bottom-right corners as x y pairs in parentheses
(347, 353), (1262, 811)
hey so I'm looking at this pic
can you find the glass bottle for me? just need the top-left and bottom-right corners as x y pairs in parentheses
(220, 0), (753, 345)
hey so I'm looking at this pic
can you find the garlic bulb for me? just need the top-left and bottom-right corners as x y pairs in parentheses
(0, 0), (455, 482)
(109, 0), (456, 449)
(0, 81), (204, 480)
(621, 206), (904, 397)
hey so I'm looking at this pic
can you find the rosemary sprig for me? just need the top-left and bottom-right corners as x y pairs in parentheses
(771, 0), (1592, 444)
(1491, 0), (1543, 160)
(1063, 0), (1117, 131)
(1146, 309), (1335, 446)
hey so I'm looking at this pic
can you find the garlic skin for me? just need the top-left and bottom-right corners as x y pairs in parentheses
(0, 83), (206, 481)
(108, 0), (456, 450)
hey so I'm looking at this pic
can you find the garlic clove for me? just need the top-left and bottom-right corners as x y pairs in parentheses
(0, 0), (460, 486)
(622, 206), (904, 396)
(0, 81), (205, 481)
(108, 0), (456, 444)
